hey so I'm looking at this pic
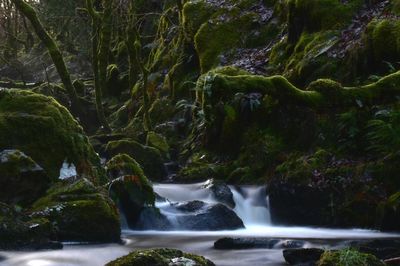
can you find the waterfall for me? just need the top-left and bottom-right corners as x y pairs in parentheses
(230, 186), (271, 226)
(152, 181), (272, 229)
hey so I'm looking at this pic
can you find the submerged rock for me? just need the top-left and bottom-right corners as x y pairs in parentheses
(30, 179), (120, 243)
(0, 202), (62, 250)
(0, 149), (50, 206)
(214, 237), (306, 250)
(283, 248), (324, 265)
(105, 248), (215, 266)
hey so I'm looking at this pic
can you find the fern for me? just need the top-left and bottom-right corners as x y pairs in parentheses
(367, 109), (400, 155)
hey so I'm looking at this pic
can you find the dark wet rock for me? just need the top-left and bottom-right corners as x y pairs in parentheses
(349, 239), (400, 260)
(106, 248), (215, 266)
(176, 201), (244, 230)
(0, 150), (50, 206)
(175, 200), (206, 212)
(203, 179), (235, 208)
(268, 182), (330, 226)
(0, 202), (62, 250)
(214, 237), (306, 250)
(132, 207), (172, 230)
(283, 248), (324, 265)
(134, 200), (244, 231)
(214, 238), (277, 249)
(30, 179), (120, 243)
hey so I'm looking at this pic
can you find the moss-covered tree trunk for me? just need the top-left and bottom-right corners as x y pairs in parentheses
(200, 70), (400, 109)
(86, 0), (111, 132)
(126, 2), (152, 132)
(12, 0), (81, 113)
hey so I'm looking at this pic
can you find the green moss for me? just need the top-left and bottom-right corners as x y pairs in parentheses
(105, 139), (166, 181)
(364, 19), (400, 65)
(195, 11), (256, 73)
(106, 154), (155, 206)
(0, 202), (57, 250)
(106, 248), (215, 266)
(0, 89), (104, 182)
(318, 249), (385, 266)
(148, 98), (176, 125)
(31, 179), (121, 243)
(182, 1), (216, 40)
(0, 150), (51, 206)
(275, 149), (331, 184)
(146, 131), (170, 155)
(287, 0), (363, 41)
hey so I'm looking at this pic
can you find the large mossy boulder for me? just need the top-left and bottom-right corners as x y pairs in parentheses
(0, 149), (50, 206)
(106, 154), (155, 228)
(106, 248), (215, 266)
(31, 179), (120, 243)
(0, 202), (61, 250)
(183, 0), (278, 73)
(0, 89), (103, 182)
(105, 139), (166, 181)
(317, 249), (385, 266)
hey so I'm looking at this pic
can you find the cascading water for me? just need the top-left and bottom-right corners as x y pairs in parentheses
(229, 185), (271, 226)
(3, 180), (400, 266)
(152, 181), (272, 229)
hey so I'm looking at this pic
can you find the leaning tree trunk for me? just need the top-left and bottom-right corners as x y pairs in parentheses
(12, 0), (81, 114)
(86, 0), (111, 132)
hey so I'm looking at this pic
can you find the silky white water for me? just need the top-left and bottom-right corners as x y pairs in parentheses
(1, 181), (400, 266)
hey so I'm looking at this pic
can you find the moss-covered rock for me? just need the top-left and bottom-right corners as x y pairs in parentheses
(0, 202), (61, 250)
(105, 139), (166, 181)
(362, 18), (400, 72)
(106, 248), (215, 266)
(0, 149), (50, 206)
(0, 89), (104, 183)
(318, 249), (385, 266)
(31, 179), (120, 243)
(105, 154), (155, 228)
(286, 0), (364, 43)
(146, 131), (170, 155)
(183, 0), (279, 73)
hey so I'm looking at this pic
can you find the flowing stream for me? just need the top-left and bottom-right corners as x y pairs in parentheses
(1, 181), (399, 266)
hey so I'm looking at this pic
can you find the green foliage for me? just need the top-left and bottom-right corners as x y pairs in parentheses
(367, 108), (400, 155)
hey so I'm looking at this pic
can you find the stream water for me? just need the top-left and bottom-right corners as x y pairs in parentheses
(1, 181), (399, 266)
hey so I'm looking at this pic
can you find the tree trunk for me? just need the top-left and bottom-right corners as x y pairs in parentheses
(201, 71), (400, 110)
(86, 0), (111, 132)
(12, 0), (81, 114)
